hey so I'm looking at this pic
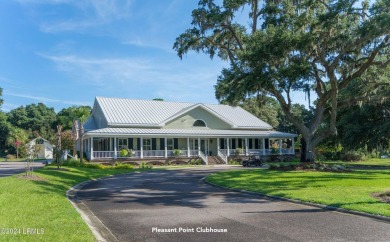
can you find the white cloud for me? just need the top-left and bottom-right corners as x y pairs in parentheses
(40, 53), (226, 104)
(16, 0), (134, 33)
(5, 92), (90, 106)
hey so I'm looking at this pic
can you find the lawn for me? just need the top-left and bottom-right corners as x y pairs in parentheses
(0, 158), (26, 162)
(206, 167), (390, 217)
(0, 166), (136, 242)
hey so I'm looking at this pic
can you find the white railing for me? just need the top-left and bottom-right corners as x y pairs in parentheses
(219, 149), (228, 156)
(247, 149), (262, 155)
(281, 148), (294, 154)
(93, 151), (116, 159)
(190, 150), (199, 156)
(199, 151), (208, 165)
(217, 150), (228, 164)
(143, 150), (165, 157)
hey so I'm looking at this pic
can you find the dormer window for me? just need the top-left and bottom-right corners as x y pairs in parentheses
(193, 120), (206, 127)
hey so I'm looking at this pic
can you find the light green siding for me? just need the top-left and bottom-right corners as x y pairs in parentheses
(164, 107), (231, 130)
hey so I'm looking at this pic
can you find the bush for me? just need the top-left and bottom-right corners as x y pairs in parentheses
(120, 149), (128, 157)
(341, 151), (365, 161)
(235, 148), (243, 155)
(139, 162), (153, 169)
(114, 162), (134, 169)
(6, 154), (16, 160)
(228, 159), (241, 165)
(173, 149), (181, 156)
(189, 159), (203, 165)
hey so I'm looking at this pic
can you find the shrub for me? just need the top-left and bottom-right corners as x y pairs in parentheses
(63, 159), (81, 167)
(114, 162), (134, 169)
(139, 162), (153, 169)
(120, 149), (128, 157)
(189, 159), (203, 165)
(228, 159), (241, 165)
(6, 154), (16, 160)
(82, 163), (106, 169)
(235, 148), (243, 155)
(173, 149), (181, 156)
(341, 151), (365, 161)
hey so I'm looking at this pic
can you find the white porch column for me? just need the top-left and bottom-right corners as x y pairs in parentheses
(114, 137), (117, 159)
(198, 137), (201, 156)
(90, 137), (94, 160)
(140, 137), (144, 158)
(217, 138), (220, 152)
(164, 137), (168, 158)
(245, 138), (248, 156)
(227, 138), (230, 156)
(262, 138), (266, 155)
(292, 138), (295, 154)
(279, 139), (282, 155)
(187, 138), (190, 157)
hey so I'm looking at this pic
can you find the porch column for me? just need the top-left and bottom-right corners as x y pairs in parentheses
(164, 137), (168, 158)
(140, 137), (144, 158)
(279, 139), (282, 155)
(292, 138), (295, 154)
(114, 137), (117, 159)
(198, 137), (201, 156)
(262, 138), (266, 155)
(245, 138), (248, 156)
(90, 137), (94, 160)
(187, 138), (190, 157)
(217, 138), (220, 152)
(227, 138), (230, 156)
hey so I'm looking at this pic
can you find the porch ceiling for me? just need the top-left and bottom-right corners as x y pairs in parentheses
(84, 128), (297, 138)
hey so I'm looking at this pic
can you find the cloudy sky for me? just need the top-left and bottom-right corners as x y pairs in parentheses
(0, 0), (308, 112)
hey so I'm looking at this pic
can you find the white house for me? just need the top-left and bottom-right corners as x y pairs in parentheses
(82, 97), (297, 164)
(27, 137), (53, 159)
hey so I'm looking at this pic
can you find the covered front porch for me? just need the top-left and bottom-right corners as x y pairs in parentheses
(82, 136), (295, 164)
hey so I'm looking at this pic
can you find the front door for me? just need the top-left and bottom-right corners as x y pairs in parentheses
(192, 139), (209, 155)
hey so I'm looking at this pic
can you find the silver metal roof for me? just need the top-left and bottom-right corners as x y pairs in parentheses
(94, 97), (272, 129)
(85, 128), (297, 138)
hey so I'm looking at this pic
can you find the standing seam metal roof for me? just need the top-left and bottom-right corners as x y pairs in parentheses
(94, 97), (273, 129)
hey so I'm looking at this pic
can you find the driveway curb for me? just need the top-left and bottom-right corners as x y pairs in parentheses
(66, 177), (121, 242)
(202, 177), (390, 223)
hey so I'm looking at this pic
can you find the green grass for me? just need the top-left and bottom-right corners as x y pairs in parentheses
(322, 158), (390, 167)
(0, 158), (27, 162)
(0, 166), (136, 242)
(207, 168), (390, 217)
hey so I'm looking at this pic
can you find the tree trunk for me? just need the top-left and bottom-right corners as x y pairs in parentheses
(300, 137), (315, 162)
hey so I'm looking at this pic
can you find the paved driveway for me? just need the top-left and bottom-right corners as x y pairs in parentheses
(77, 167), (390, 242)
(0, 161), (45, 178)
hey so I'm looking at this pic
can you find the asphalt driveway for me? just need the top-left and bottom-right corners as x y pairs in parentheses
(77, 167), (390, 242)
(0, 161), (45, 178)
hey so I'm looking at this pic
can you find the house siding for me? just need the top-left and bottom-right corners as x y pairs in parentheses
(164, 107), (231, 130)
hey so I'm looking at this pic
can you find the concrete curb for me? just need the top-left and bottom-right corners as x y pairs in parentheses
(66, 176), (122, 242)
(202, 177), (390, 223)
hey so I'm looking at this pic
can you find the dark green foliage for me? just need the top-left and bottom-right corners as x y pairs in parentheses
(175, 0), (390, 161)
(239, 97), (280, 128)
(7, 103), (57, 140)
(57, 106), (91, 131)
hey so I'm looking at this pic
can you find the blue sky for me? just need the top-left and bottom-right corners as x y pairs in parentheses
(0, 0), (308, 112)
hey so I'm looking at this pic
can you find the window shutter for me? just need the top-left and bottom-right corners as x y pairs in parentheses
(255, 139), (259, 149)
(174, 138), (178, 149)
(128, 138), (133, 150)
(160, 138), (165, 150)
(220, 138), (225, 149)
(265, 139), (269, 149)
(232, 139), (236, 149)
(249, 139), (253, 149)
(137, 138), (141, 150)
(152, 138), (156, 150)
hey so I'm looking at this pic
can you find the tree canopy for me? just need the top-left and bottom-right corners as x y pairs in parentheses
(174, 0), (390, 161)
(57, 106), (91, 131)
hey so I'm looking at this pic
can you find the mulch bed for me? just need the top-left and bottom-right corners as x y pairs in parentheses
(18, 174), (47, 181)
(372, 193), (390, 203)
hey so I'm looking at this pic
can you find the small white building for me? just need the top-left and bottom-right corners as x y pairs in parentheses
(27, 137), (53, 159)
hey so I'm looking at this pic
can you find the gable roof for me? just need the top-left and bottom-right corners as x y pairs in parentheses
(93, 97), (273, 130)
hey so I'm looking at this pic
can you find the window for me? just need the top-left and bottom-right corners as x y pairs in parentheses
(143, 139), (151, 150)
(167, 138), (174, 150)
(193, 120), (206, 127)
(118, 138), (128, 150)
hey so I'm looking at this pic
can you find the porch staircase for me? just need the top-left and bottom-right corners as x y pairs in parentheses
(208, 156), (226, 165)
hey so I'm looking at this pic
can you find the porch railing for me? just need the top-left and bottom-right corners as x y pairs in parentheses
(217, 150), (228, 164)
(199, 151), (208, 165)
